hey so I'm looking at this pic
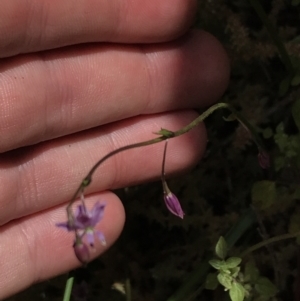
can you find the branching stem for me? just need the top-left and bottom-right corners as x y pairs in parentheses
(241, 231), (300, 258)
(66, 102), (265, 218)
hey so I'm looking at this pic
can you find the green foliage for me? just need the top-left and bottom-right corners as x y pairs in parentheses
(292, 99), (300, 131)
(154, 128), (175, 138)
(215, 236), (228, 259)
(291, 74), (300, 87)
(217, 272), (233, 290)
(208, 237), (279, 301)
(274, 123), (300, 170)
(292, 0), (300, 6)
(251, 181), (276, 210)
(226, 257), (242, 269)
(278, 78), (291, 97)
(262, 128), (273, 139)
(205, 273), (219, 290)
(288, 210), (300, 234)
(254, 277), (278, 298)
(244, 262), (259, 283)
(229, 282), (246, 301)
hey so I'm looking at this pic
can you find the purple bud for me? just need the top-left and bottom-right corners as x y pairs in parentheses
(164, 192), (184, 219)
(258, 150), (270, 169)
(73, 240), (90, 264)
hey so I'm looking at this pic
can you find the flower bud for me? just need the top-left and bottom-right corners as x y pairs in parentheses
(161, 140), (184, 219)
(164, 191), (184, 219)
(73, 239), (90, 264)
(163, 181), (184, 219)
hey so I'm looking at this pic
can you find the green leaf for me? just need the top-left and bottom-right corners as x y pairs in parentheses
(217, 272), (233, 290)
(278, 77), (290, 96)
(293, 187), (300, 199)
(297, 235), (300, 245)
(251, 181), (276, 210)
(244, 262), (259, 283)
(292, 0), (300, 6)
(209, 259), (224, 270)
(215, 236), (228, 259)
(291, 74), (300, 86)
(288, 211), (300, 234)
(255, 277), (278, 297)
(154, 128), (175, 138)
(262, 127), (273, 139)
(231, 266), (241, 278)
(225, 257), (242, 269)
(229, 282), (245, 301)
(205, 273), (219, 290)
(274, 156), (286, 171)
(292, 99), (300, 132)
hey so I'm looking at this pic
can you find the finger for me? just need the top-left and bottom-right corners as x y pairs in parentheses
(0, 30), (229, 152)
(0, 0), (196, 57)
(0, 110), (206, 225)
(0, 192), (125, 300)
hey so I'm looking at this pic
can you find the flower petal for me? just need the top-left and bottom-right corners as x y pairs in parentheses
(56, 222), (74, 231)
(85, 230), (95, 247)
(164, 192), (184, 219)
(95, 230), (106, 246)
(90, 203), (106, 226)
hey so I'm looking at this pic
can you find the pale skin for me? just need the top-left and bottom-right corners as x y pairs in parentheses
(0, 0), (230, 298)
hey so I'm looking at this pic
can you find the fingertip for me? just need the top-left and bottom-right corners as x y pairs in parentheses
(96, 192), (126, 249)
(143, 29), (230, 111)
(192, 30), (230, 105)
(0, 191), (125, 299)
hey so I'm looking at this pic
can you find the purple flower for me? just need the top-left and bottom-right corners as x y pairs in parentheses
(164, 191), (184, 219)
(162, 176), (184, 219)
(57, 202), (106, 247)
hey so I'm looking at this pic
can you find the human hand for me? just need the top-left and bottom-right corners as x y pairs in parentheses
(0, 0), (229, 298)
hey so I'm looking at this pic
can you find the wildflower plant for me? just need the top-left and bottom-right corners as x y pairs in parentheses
(56, 99), (284, 301)
(51, 1), (300, 300)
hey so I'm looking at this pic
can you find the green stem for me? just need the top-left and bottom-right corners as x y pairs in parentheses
(63, 275), (74, 301)
(125, 278), (132, 301)
(67, 102), (265, 218)
(241, 230), (300, 258)
(248, 0), (294, 75)
(67, 102), (231, 214)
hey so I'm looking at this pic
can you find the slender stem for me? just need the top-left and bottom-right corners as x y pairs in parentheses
(241, 231), (300, 258)
(67, 103), (231, 213)
(174, 103), (230, 136)
(62, 275), (74, 301)
(67, 102), (266, 220)
(125, 278), (132, 301)
(161, 140), (169, 193)
(161, 140), (168, 178)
